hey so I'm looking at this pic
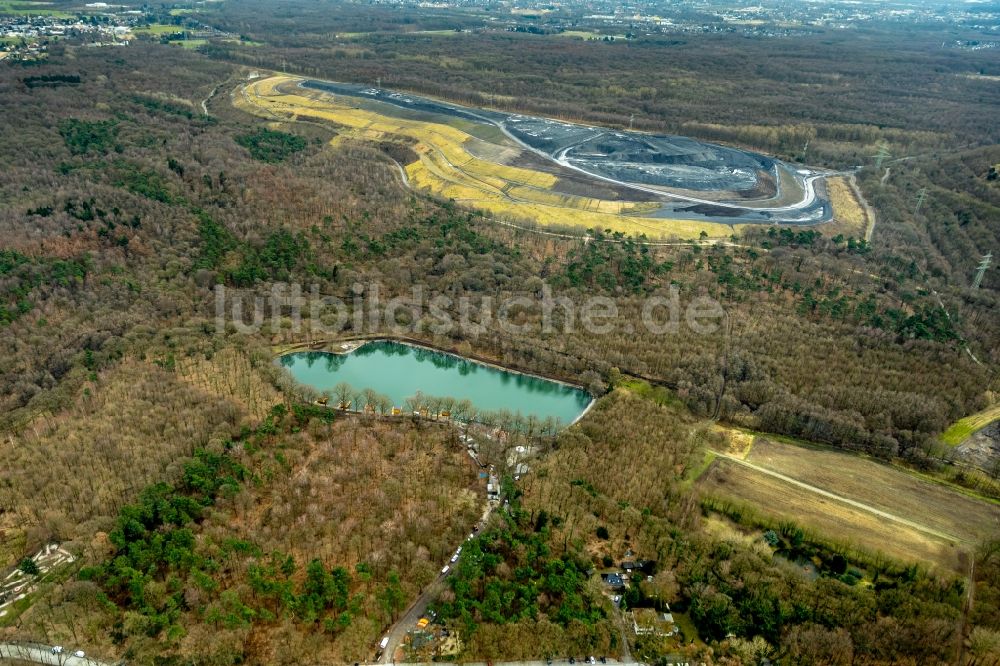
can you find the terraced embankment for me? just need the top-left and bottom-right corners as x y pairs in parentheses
(236, 75), (856, 239)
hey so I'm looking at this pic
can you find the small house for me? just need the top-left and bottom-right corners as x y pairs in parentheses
(602, 573), (625, 590)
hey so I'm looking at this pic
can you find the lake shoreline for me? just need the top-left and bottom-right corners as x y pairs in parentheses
(274, 335), (597, 425)
(274, 335), (594, 395)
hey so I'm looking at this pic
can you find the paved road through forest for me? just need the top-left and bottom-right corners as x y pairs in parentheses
(0, 643), (111, 666)
(379, 502), (495, 664)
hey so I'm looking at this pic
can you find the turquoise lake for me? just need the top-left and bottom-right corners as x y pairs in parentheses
(279, 340), (592, 426)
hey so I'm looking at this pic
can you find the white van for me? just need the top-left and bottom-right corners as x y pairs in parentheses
(379, 636), (390, 650)
(441, 564), (450, 574)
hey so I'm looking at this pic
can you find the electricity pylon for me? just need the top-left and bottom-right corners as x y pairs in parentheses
(874, 143), (891, 169)
(973, 252), (992, 290)
(914, 188), (928, 216)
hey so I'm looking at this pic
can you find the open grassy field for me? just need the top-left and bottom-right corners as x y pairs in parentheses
(555, 31), (629, 40)
(699, 430), (1000, 571)
(0, 0), (71, 16)
(942, 403), (1000, 445)
(236, 75), (741, 239)
(222, 37), (264, 46)
(700, 458), (969, 570)
(170, 38), (207, 49)
(131, 23), (183, 36)
(744, 436), (1000, 540)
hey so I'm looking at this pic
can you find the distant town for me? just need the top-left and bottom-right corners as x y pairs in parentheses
(386, 0), (1000, 39)
(3, 0), (997, 63)
(0, 3), (232, 61)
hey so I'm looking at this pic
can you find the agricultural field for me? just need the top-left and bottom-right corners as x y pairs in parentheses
(699, 431), (1000, 571)
(235, 75), (848, 240)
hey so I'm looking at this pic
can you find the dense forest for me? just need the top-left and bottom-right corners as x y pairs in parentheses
(0, 7), (998, 664)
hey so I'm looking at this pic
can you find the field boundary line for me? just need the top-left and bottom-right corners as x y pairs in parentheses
(713, 451), (967, 544)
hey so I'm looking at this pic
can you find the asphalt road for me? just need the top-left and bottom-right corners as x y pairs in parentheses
(379, 503), (496, 663)
(378, 574), (452, 664)
(0, 643), (109, 666)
